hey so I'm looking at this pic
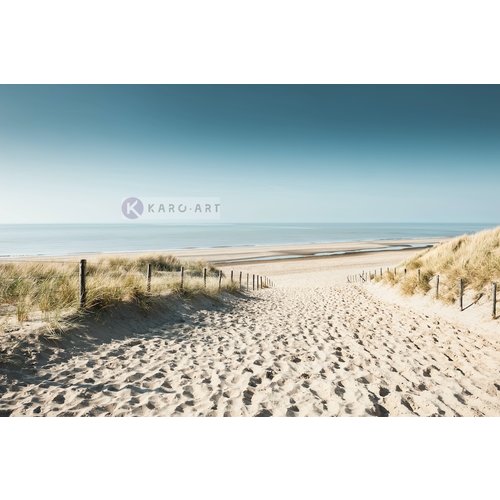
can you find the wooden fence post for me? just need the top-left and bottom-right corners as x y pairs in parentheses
(492, 282), (497, 319)
(436, 275), (439, 299)
(260, 276), (263, 288)
(230, 270), (234, 283)
(418, 269), (421, 282)
(79, 259), (87, 308)
(203, 267), (207, 288)
(252, 274), (255, 290)
(459, 278), (464, 311)
(146, 263), (152, 293)
(180, 266), (184, 289)
(218, 270), (222, 290)
(246, 273), (249, 290)
(239, 271), (242, 289)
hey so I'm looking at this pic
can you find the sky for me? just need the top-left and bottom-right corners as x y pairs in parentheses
(0, 84), (499, 223)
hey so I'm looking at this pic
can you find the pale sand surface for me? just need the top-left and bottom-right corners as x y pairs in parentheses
(1, 242), (500, 417)
(0, 237), (442, 263)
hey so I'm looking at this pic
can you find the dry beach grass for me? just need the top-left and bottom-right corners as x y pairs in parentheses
(0, 255), (236, 329)
(376, 226), (500, 305)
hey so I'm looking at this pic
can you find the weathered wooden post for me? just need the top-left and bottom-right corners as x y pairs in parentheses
(436, 275), (440, 299)
(246, 273), (249, 290)
(459, 278), (464, 311)
(417, 269), (421, 282)
(79, 259), (87, 308)
(492, 282), (497, 319)
(146, 263), (152, 293)
(260, 276), (263, 288)
(252, 274), (255, 290)
(180, 266), (184, 289)
(203, 267), (207, 288)
(239, 271), (242, 289)
(218, 270), (222, 290)
(230, 270), (234, 283)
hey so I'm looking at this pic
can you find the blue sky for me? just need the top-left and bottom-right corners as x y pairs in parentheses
(0, 85), (499, 223)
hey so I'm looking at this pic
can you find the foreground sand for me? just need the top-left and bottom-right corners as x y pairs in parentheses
(1, 242), (499, 416)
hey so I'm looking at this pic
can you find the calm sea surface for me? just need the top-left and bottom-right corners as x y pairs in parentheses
(0, 223), (497, 257)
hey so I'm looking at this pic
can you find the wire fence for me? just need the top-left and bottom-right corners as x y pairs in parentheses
(347, 266), (498, 320)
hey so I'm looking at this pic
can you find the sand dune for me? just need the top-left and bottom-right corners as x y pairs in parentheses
(1, 270), (499, 416)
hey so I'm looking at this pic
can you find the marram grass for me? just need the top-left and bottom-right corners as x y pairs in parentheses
(375, 226), (500, 303)
(0, 255), (235, 326)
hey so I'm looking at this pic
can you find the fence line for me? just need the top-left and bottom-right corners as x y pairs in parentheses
(78, 262), (274, 308)
(0, 259), (275, 317)
(346, 266), (498, 320)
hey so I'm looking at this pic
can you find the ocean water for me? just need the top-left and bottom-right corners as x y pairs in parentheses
(0, 223), (497, 257)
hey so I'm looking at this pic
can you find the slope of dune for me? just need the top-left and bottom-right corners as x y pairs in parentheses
(379, 226), (500, 304)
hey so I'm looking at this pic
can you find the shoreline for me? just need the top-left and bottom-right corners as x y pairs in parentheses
(0, 237), (444, 264)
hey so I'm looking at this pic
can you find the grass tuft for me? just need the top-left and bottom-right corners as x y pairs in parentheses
(378, 226), (500, 303)
(0, 255), (240, 325)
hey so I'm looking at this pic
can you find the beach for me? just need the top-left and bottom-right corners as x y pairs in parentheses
(1, 238), (500, 416)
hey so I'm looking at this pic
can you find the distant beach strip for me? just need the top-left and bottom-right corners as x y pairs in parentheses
(213, 243), (433, 264)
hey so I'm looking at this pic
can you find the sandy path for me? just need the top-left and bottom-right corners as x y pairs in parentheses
(1, 283), (499, 416)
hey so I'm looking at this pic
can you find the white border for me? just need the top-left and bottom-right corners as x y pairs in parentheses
(1, 418), (499, 499)
(0, 0), (499, 83)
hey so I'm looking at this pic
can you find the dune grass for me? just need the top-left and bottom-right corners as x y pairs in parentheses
(375, 226), (500, 303)
(0, 255), (238, 327)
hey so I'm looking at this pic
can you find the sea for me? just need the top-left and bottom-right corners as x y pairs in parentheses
(0, 223), (497, 258)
